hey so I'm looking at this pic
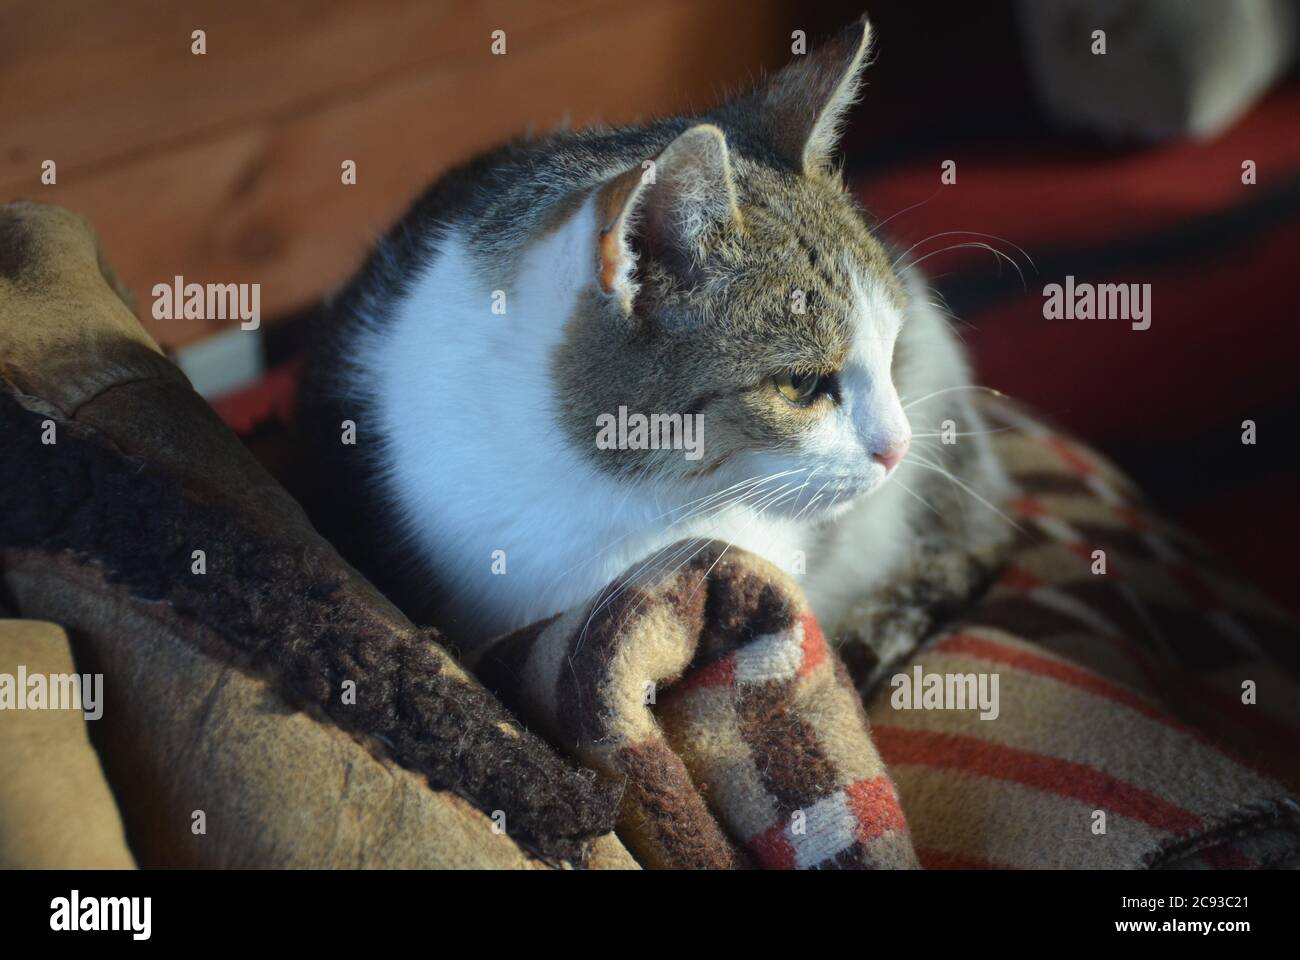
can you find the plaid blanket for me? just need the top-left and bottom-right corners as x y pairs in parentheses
(471, 547), (917, 869)
(471, 398), (1300, 870)
(875, 399), (1300, 869)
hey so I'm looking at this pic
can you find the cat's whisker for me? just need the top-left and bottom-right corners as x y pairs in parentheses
(925, 293), (978, 335)
(892, 229), (1036, 275)
(574, 472), (805, 645)
(609, 478), (806, 640)
(907, 454), (1026, 534)
(905, 242), (1028, 291)
(799, 492), (826, 518)
(872, 190), (941, 231)
(675, 479), (806, 615)
(909, 435), (960, 456)
(576, 534), (703, 651)
(672, 469), (807, 520)
(892, 476), (943, 519)
(902, 384), (1007, 411)
(793, 472), (836, 523)
(603, 534), (716, 639)
(544, 468), (804, 592)
(911, 425), (1013, 439)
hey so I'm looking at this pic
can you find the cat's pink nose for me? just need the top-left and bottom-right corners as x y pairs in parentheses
(873, 436), (910, 472)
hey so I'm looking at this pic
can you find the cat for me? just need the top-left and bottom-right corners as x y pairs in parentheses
(298, 14), (1012, 689)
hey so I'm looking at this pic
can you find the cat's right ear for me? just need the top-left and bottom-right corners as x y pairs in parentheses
(596, 123), (743, 312)
(731, 15), (874, 177)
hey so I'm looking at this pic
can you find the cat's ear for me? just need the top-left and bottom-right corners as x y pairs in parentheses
(738, 15), (873, 176)
(596, 123), (743, 308)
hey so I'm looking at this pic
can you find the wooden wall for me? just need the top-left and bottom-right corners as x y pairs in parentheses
(2, 0), (814, 350)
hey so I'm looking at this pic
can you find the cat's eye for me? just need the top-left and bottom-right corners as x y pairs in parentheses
(774, 371), (822, 406)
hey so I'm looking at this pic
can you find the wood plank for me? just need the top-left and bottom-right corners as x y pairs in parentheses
(8, 0), (793, 347)
(0, 0), (616, 189)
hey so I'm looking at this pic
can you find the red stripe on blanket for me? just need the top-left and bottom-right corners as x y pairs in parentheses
(934, 633), (1187, 734)
(799, 614), (828, 678)
(873, 727), (1203, 834)
(916, 847), (1018, 870)
(1025, 624), (1300, 779)
(749, 822), (797, 870)
(941, 631), (1300, 782)
(1007, 495), (1050, 519)
(845, 776), (908, 841)
(746, 777), (906, 869)
(1113, 504), (1149, 532)
(1044, 435), (1096, 477)
(677, 653), (736, 691)
(997, 565), (1042, 593)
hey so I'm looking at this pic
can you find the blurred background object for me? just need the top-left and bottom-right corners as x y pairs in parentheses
(4, 0), (1299, 611)
(1018, 0), (1297, 141)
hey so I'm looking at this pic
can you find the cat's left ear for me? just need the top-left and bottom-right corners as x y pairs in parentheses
(596, 123), (743, 307)
(733, 15), (874, 176)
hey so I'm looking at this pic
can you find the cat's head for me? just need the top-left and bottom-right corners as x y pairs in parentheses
(556, 15), (912, 519)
